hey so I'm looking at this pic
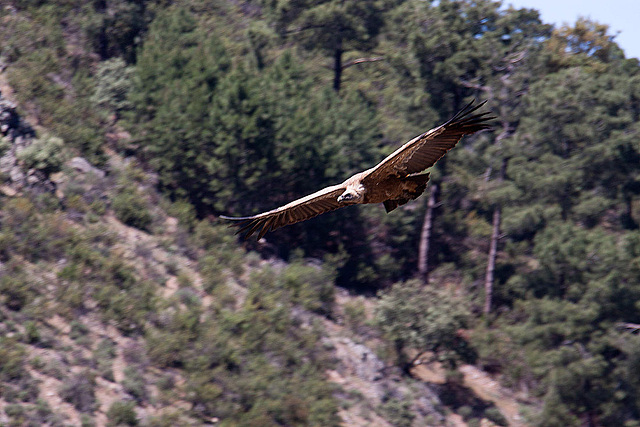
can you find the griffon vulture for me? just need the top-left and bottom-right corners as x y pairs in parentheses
(221, 100), (493, 239)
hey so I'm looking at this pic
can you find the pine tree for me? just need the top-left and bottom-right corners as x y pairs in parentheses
(262, 0), (386, 92)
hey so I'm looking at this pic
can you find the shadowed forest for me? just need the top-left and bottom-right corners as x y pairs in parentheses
(0, 0), (640, 425)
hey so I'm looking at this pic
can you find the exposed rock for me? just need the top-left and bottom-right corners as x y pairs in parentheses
(0, 90), (34, 142)
(0, 184), (16, 196)
(26, 172), (40, 185)
(335, 337), (385, 384)
(324, 331), (447, 426)
(0, 95), (18, 135)
(9, 165), (24, 183)
(0, 89), (37, 189)
(69, 156), (106, 179)
(0, 90), (61, 194)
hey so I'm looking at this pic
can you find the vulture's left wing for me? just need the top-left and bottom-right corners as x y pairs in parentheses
(220, 185), (346, 240)
(362, 100), (493, 186)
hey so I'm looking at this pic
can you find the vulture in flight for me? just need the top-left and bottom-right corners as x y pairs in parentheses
(221, 100), (493, 239)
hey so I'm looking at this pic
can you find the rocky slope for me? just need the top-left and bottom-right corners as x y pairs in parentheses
(0, 81), (522, 427)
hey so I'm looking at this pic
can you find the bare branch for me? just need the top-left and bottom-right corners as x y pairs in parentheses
(618, 322), (640, 332)
(283, 24), (327, 35)
(495, 121), (513, 143)
(341, 56), (384, 70)
(458, 78), (490, 92)
(509, 50), (527, 64)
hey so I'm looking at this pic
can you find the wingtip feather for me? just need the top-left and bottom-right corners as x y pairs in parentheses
(446, 99), (494, 132)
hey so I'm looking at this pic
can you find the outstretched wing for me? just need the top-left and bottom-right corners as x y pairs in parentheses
(362, 100), (493, 185)
(220, 185), (346, 240)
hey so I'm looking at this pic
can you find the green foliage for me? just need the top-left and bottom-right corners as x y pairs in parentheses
(508, 65), (640, 229)
(3, 1), (640, 424)
(380, 397), (415, 427)
(408, 0), (550, 114)
(106, 400), (138, 426)
(0, 338), (27, 384)
(195, 221), (245, 294)
(70, 320), (90, 341)
(547, 18), (625, 71)
(122, 366), (147, 402)
(342, 298), (368, 333)
(480, 226), (640, 425)
(0, 263), (38, 312)
(145, 265), (340, 425)
(59, 370), (97, 413)
(94, 263), (156, 334)
(376, 280), (470, 368)
(485, 407), (508, 426)
(23, 321), (40, 345)
(246, 21), (275, 69)
(198, 252), (228, 294)
(2, 399), (61, 426)
(33, 356), (65, 381)
(145, 304), (199, 368)
(166, 199), (197, 231)
(130, 8), (381, 222)
(0, 137), (12, 158)
(111, 187), (153, 231)
(95, 339), (117, 381)
(156, 374), (175, 392)
(92, 57), (134, 118)
(3, 17), (104, 162)
(0, 198), (78, 264)
(81, 414), (97, 427)
(262, 0), (384, 91)
(56, 231), (157, 333)
(17, 134), (66, 174)
(127, 5), (387, 284)
(4, 403), (27, 425)
(268, 0), (383, 54)
(280, 259), (336, 315)
(83, 0), (148, 63)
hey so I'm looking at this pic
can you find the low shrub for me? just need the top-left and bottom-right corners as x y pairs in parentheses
(0, 338), (27, 382)
(0, 266), (36, 311)
(17, 134), (66, 175)
(122, 366), (147, 402)
(380, 397), (415, 427)
(111, 188), (152, 231)
(106, 401), (138, 426)
(281, 260), (336, 316)
(59, 370), (96, 413)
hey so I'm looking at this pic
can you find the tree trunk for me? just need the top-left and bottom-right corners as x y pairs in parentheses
(623, 193), (638, 229)
(483, 159), (506, 316)
(418, 183), (438, 284)
(333, 46), (343, 92)
(484, 206), (501, 315)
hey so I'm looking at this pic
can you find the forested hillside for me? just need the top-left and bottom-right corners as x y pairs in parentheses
(1, 0), (639, 426)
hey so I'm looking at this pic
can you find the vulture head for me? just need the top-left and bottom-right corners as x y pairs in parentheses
(337, 185), (364, 204)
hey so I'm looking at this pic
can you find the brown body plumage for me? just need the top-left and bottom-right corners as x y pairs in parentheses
(221, 100), (494, 239)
